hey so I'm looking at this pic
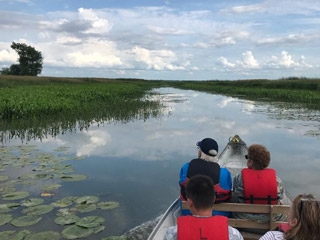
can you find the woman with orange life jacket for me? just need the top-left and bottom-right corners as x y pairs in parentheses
(259, 194), (320, 240)
(232, 144), (285, 223)
(164, 175), (243, 240)
(179, 138), (232, 216)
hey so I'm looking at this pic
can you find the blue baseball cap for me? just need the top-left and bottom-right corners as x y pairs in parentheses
(197, 138), (218, 157)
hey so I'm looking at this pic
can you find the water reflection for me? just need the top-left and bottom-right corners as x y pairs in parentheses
(1, 88), (320, 238)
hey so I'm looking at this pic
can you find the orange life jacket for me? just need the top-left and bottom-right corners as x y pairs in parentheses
(242, 168), (278, 204)
(177, 215), (229, 240)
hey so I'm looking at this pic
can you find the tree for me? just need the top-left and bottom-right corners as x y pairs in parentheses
(0, 42), (43, 76)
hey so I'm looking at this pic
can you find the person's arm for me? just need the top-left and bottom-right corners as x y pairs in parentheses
(276, 176), (284, 201)
(232, 173), (244, 203)
(179, 163), (189, 200)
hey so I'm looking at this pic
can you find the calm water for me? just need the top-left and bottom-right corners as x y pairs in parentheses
(1, 87), (320, 238)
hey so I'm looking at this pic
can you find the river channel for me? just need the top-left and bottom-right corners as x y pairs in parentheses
(1, 87), (320, 239)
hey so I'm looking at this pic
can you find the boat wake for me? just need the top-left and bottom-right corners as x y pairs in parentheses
(124, 215), (162, 240)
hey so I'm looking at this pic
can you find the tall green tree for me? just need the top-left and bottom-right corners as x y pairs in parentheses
(0, 42), (43, 76)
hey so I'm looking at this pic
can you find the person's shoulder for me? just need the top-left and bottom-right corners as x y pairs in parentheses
(228, 226), (244, 240)
(259, 231), (284, 240)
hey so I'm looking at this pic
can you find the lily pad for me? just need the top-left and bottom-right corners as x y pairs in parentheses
(11, 215), (42, 227)
(56, 208), (74, 216)
(25, 231), (61, 240)
(75, 196), (99, 205)
(0, 230), (31, 240)
(62, 225), (94, 239)
(0, 175), (9, 181)
(54, 146), (69, 152)
(0, 213), (13, 226)
(76, 216), (105, 228)
(61, 174), (88, 182)
(0, 203), (20, 213)
(3, 191), (30, 200)
(22, 204), (54, 216)
(71, 204), (97, 213)
(51, 196), (77, 208)
(55, 215), (80, 225)
(41, 184), (61, 191)
(98, 201), (120, 210)
(21, 198), (44, 207)
(19, 173), (54, 180)
(93, 225), (105, 234)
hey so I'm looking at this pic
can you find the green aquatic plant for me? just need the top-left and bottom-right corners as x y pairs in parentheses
(51, 196), (78, 208)
(20, 198), (44, 207)
(0, 176), (9, 181)
(71, 204), (97, 213)
(60, 174), (88, 182)
(24, 231), (61, 240)
(0, 230), (31, 240)
(22, 204), (54, 216)
(75, 216), (105, 228)
(2, 191), (30, 200)
(40, 184), (62, 191)
(0, 203), (20, 213)
(62, 225), (94, 239)
(11, 215), (42, 227)
(55, 214), (80, 225)
(98, 201), (120, 210)
(75, 195), (99, 205)
(0, 213), (13, 226)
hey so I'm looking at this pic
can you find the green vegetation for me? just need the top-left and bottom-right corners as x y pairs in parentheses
(166, 77), (320, 106)
(0, 75), (162, 142)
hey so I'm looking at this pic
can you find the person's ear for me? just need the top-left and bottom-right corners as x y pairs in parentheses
(290, 217), (298, 227)
(198, 149), (201, 158)
(187, 198), (194, 209)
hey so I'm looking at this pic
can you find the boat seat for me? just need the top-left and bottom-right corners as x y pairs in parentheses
(182, 201), (291, 240)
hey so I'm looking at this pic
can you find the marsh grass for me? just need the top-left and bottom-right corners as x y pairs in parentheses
(0, 76), (162, 142)
(165, 78), (320, 106)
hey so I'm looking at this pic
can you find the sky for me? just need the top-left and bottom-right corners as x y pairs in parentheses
(0, 0), (320, 80)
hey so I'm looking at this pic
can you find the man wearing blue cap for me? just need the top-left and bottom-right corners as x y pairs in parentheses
(179, 138), (232, 216)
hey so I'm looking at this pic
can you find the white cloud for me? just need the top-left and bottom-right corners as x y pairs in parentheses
(267, 51), (300, 68)
(222, 3), (265, 14)
(148, 25), (192, 35)
(217, 50), (312, 72)
(42, 38), (123, 68)
(78, 8), (112, 34)
(217, 56), (235, 68)
(241, 51), (259, 69)
(0, 49), (17, 63)
(255, 33), (320, 46)
(131, 46), (185, 71)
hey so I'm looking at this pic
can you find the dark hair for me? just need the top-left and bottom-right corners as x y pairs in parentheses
(186, 175), (215, 210)
(285, 194), (320, 240)
(248, 144), (270, 170)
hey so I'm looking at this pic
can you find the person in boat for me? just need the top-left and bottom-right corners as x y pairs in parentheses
(259, 193), (320, 240)
(232, 144), (285, 223)
(164, 175), (243, 240)
(179, 138), (232, 216)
